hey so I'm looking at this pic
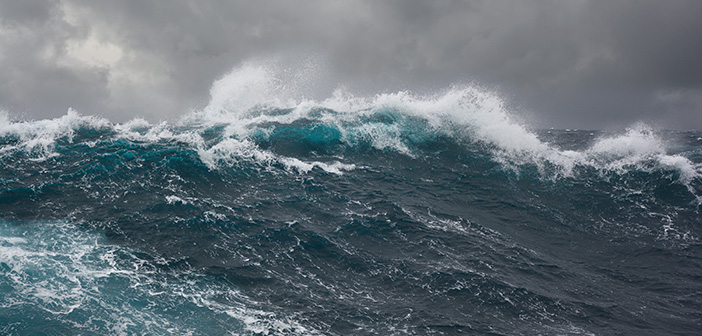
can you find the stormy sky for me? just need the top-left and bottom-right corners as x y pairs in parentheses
(1, 0), (701, 129)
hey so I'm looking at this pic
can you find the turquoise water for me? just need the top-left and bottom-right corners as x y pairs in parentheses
(1, 80), (701, 335)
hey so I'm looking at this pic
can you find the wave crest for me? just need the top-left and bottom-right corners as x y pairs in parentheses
(187, 62), (700, 184)
(0, 61), (700, 187)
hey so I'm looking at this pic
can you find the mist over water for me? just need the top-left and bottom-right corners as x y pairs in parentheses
(1, 59), (701, 335)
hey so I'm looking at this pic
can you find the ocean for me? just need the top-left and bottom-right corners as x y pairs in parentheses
(1, 64), (701, 335)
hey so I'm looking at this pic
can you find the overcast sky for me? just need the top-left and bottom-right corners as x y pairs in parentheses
(1, 0), (701, 129)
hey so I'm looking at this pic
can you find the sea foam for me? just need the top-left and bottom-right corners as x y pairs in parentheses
(0, 59), (699, 184)
(189, 60), (701, 184)
(0, 220), (314, 335)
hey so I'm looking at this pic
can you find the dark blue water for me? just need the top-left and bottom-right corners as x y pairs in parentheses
(1, 78), (701, 335)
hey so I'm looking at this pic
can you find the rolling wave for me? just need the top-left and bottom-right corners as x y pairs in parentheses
(2, 63), (700, 188)
(1, 60), (701, 335)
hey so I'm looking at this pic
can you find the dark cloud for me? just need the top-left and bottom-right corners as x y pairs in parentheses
(0, 0), (700, 128)
(0, 0), (57, 26)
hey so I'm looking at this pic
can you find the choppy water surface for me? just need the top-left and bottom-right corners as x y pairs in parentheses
(1, 64), (701, 335)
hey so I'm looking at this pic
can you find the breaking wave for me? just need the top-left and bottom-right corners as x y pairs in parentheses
(1, 59), (701, 335)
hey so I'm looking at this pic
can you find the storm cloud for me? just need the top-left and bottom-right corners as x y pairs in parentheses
(1, 0), (701, 129)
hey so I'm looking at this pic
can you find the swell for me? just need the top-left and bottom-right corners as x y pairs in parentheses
(1, 104), (700, 194)
(2, 59), (700, 184)
(2, 128), (698, 334)
(1, 60), (702, 335)
(1, 109), (699, 247)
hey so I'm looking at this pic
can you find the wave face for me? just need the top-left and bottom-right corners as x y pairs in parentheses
(1, 63), (702, 335)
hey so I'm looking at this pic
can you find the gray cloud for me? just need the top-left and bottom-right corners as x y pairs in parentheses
(1, 0), (701, 129)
